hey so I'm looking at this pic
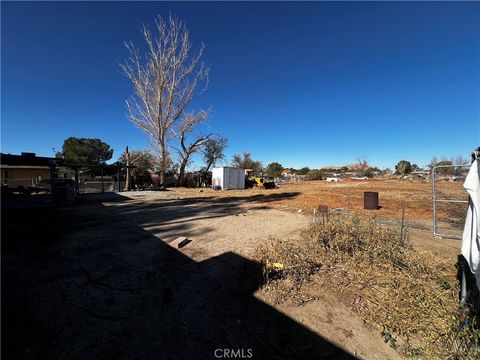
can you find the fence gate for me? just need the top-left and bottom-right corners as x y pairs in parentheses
(432, 164), (470, 239)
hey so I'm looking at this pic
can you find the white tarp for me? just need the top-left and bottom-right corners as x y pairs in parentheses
(461, 159), (480, 289)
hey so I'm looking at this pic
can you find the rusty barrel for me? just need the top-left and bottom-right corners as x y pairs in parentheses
(364, 191), (379, 210)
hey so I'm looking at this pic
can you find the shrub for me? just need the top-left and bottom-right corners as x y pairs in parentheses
(254, 214), (475, 358)
(296, 167), (310, 175)
(395, 160), (412, 175)
(305, 169), (324, 180)
(266, 162), (283, 177)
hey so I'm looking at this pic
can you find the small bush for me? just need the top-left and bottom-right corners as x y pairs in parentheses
(305, 169), (324, 181)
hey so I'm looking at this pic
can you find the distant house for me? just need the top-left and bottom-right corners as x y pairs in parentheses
(281, 169), (293, 176)
(410, 170), (430, 179)
(1, 152), (57, 188)
(320, 166), (343, 171)
(345, 163), (363, 171)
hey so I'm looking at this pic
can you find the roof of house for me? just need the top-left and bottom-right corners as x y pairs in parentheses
(0, 165), (51, 170)
(321, 166), (344, 170)
(0, 153), (135, 169)
(0, 153), (61, 167)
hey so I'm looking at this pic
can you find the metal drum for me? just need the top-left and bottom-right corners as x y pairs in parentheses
(364, 191), (379, 210)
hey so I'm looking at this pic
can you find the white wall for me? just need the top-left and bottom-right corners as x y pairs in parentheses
(212, 167), (223, 188)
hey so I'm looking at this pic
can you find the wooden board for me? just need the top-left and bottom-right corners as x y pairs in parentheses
(168, 237), (192, 249)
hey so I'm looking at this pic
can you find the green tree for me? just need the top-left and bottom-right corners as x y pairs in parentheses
(306, 169), (324, 180)
(202, 136), (228, 172)
(59, 137), (113, 165)
(231, 152), (262, 175)
(266, 162), (284, 177)
(395, 160), (412, 175)
(296, 167), (310, 175)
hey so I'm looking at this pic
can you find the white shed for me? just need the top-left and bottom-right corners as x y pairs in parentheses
(212, 167), (245, 190)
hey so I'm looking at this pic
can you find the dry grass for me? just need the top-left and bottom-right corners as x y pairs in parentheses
(171, 178), (467, 223)
(254, 213), (479, 358)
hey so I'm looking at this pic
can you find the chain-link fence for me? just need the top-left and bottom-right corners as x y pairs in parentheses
(432, 164), (470, 239)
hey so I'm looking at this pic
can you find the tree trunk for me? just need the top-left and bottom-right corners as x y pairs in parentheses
(124, 146), (131, 191)
(205, 160), (214, 173)
(177, 156), (189, 187)
(154, 131), (166, 187)
(202, 160), (214, 188)
(159, 143), (167, 187)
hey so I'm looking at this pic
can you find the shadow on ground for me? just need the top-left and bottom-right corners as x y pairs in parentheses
(2, 192), (355, 359)
(104, 191), (303, 242)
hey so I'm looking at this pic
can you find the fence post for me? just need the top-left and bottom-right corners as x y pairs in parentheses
(117, 167), (121, 192)
(400, 201), (406, 246)
(432, 166), (436, 237)
(74, 167), (80, 194)
(431, 164), (470, 239)
(101, 166), (104, 193)
(49, 160), (56, 202)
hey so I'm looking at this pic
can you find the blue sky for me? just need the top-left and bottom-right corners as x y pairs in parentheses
(2, 1), (479, 169)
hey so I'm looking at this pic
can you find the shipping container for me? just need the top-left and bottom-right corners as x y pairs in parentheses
(211, 167), (245, 190)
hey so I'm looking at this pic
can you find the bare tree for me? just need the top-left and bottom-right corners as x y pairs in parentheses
(202, 136), (228, 172)
(121, 16), (209, 185)
(120, 147), (156, 190)
(453, 155), (470, 176)
(356, 155), (369, 175)
(175, 110), (213, 186)
(118, 146), (156, 191)
(453, 155), (469, 166)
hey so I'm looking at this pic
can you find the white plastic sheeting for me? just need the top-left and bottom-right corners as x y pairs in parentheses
(211, 167), (245, 190)
(462, 159), (480, 289)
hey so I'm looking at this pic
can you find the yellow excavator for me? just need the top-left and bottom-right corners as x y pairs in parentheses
(253, 176), (276, 189)
(245, 169), (276, 189)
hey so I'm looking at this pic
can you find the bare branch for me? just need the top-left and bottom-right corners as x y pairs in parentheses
(175, 109), (212, 185)
(121, 15), (209, 185)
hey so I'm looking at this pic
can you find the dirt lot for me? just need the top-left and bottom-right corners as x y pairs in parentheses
(137, 178), (467, 223)
(2, 179), (465, 359)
